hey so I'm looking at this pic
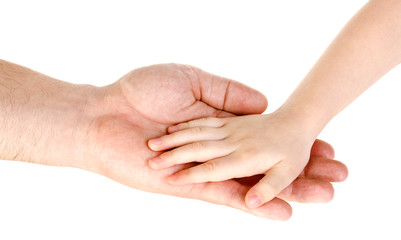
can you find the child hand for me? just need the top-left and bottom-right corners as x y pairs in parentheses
(147, 113), (315, 208)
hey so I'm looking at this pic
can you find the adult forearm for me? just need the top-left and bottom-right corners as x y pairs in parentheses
(0, 59), (98, 167)
(280, 0), (401, 136)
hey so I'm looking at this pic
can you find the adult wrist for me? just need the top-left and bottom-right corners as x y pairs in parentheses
(0, 60), (102, 168)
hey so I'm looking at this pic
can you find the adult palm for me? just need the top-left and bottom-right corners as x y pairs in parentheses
(84, 64), (347, 220)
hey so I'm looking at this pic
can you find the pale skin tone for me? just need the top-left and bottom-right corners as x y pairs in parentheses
(149, 0), (401, 208)
(0, 60), (347, 220)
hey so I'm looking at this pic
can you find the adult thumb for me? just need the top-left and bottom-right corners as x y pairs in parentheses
(193, 67), (268, 115)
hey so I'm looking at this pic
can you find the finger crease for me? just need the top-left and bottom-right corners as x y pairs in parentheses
(222, 80), (231, 111)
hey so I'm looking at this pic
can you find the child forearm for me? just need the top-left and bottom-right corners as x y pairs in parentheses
(280, 0), (401, 137)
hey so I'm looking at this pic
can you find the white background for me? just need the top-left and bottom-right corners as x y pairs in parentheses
(1, 0), (400, 239)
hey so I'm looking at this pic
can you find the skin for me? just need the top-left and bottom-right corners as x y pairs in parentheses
(148, 0), (401, 209)
(0, 60), (347, 220)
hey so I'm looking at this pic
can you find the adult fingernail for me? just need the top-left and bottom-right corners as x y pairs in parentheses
(247, 194), (262, 209)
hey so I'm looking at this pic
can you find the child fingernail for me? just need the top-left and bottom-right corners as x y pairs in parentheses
(167, 174), (178, 184)
(149, 138), (162, 149)
(151, 157), (163, 163)
(168, 125), (179, 132)
(149, 157), (163, 169)
(248, 194), (262, 208)
(151, 138), (162, 144)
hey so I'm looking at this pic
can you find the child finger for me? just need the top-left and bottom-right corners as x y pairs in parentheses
(188, 179), (292, 220)
(168, 117), (226, 133)
(166, 155), (244, 185)
(245, 163), (299, 209)
(148, 126), (226, 151)
(195, 180), (292, 220)
(148, 140), (234, 170)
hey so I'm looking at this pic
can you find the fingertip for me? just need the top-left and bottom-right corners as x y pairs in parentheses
(166, 173), (184, 185)
(324, 183), (335, 203)
(302, 180), (335, 203)
(311, 139), (335, 159)
(148, 157), (164, 170)
(280, 207), (293, 221)
(224, 80), (268, 115)
(273, 202), (293, 221)
(246, 193), (263, 209)
(167, 125), (179, 133)
(166, 175), (176, 185)
(334, 161), (348, 182)
(147, 159), (157, 169)
(250, 198), (293, 221)
(278, 178), (337, 203)
(148, 138), (163, 151)
(245, 186), (274, 209)
(246, 165), (292, 209)
(305, 157), (349, 182)
(260, 94), (268, 112)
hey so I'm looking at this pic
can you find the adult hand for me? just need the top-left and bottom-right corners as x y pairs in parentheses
(0, 61), (347, 220)
(83, 64), (347, 220)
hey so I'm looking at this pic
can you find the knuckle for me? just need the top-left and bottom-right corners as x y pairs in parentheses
(191, 141), (206, 152)
(186, 121), (193, 128)
(213, 117), (224, 125)
(282, 162), (302, 177)
(233, 147), (253, 161)
(205, 117), (218, 123)
(181, 122), (190, 129)
(188, 119), (203, 128)
(189, 117), (224, 128)
(198, 117), (210, 123)
(202, 161), (217, 173)
(190, 126), (204, 134)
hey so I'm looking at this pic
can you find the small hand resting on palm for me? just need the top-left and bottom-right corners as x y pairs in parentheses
(148, 0), (401, 209)
(148, 112), (316, 209)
